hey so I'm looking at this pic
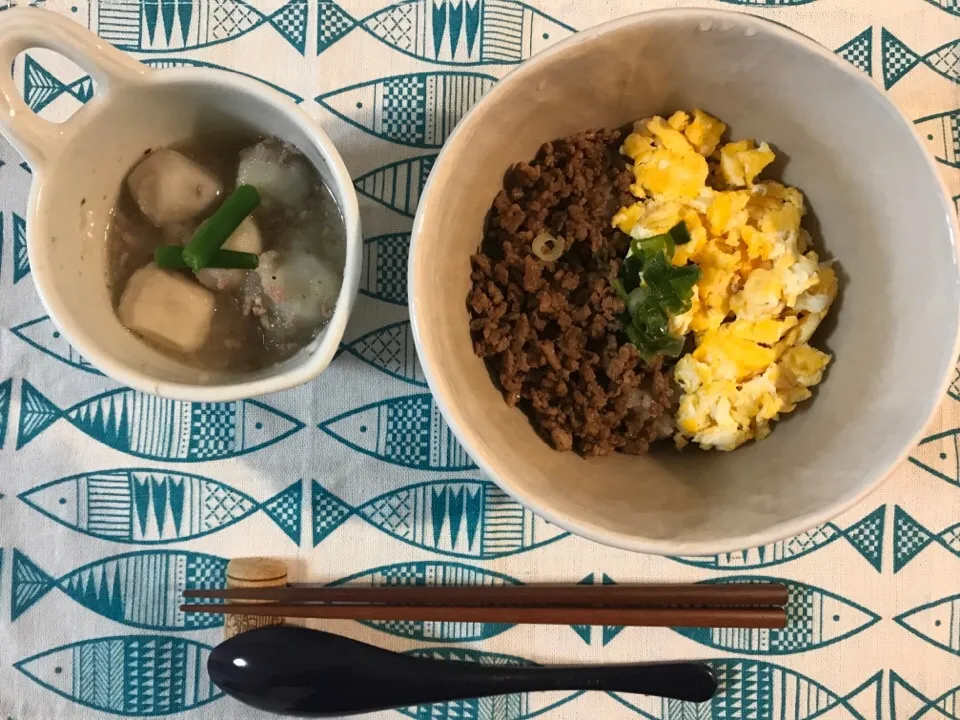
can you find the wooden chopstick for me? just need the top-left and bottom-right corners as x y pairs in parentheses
(179, 602), (786, 629)
(183, 583), (789, 608)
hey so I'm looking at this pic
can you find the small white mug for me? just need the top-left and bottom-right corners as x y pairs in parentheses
(0, 8), (361, 401)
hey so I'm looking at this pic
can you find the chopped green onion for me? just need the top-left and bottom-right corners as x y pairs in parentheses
(669, 220), (692, 245)
(154, 244), (189, 269)
(181, 184), (261, 270)
(632, 233), (674, 262)
(154, 245), (259, 270)
(610, 278), (629, 303)
(532, 232), (564, 262)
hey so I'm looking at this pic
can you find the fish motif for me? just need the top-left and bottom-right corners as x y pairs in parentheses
(13, 211), (28, 283)
(917, 109), (960, 168)
(318, 0), (575, 64)
(19, 160), (31, 173)
(22, 54), (94, 115)
(0, 0), (43, 9)
(15, 380), (304, 461)
(909, 428), (960, 487)
(15, 635), (221, 716)
(926, 0), (960, 18)
(674, 576), (879, 653)
(337, 321), (426, 386)
(354, 154), (436, 217)
(671, 506), (885, 572)
(19, 469), (302, 544)
(11, 549), (225, 630)
(611, 662), (881, 720)
(312, 478), (567, 557)
(400, 648), (583, 720)
(882, 30), (960, 89)
(895, 594), (960, 657)
(331, 561), (519, 641)
(21, 56), (302, 116)
(569, 573), (622, 646)
(360, 232), (410, 305)
(11, 316), (103, 376)
(0, 378), (11, 449)
(317, 72), (497, 148)
(76, 0), (308, 54)
(319, 393), (476, 470)
(836, 28), (873, 76)
(890, 672), (960, 720)
(892, 506), (960, 571)
(954, 196), (960, 223)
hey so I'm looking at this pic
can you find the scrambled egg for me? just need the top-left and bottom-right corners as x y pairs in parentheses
(612, 110), (837, 451)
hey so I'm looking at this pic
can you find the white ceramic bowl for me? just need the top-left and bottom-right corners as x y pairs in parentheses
(0, 9), (361, 401)
(409, 9), (960, 555)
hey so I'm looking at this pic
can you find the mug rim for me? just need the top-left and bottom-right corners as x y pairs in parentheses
(26, 67), (362, 402)
(408, 7), (960, 554)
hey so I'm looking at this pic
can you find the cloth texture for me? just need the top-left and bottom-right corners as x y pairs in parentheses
(0, 1), (959, 718)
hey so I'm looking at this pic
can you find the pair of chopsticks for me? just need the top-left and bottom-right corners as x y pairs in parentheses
(182, 583), (788, 629)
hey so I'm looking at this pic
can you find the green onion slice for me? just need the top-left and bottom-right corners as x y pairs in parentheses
(154, 245), (259, 270)
(181, 184), (261, 270)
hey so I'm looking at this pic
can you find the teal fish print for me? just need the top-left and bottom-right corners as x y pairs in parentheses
(23, 54), (93, 114)
(891, 672), (960, 720)
(317, 72), (497, 148)
(926, 0), (960, 17)
(22, 56), (302, 115)
(312, 478), (567, 556)
(337, 321), (426, 386)
(915, 109), (960, 167)
(0, 0), (43, 9)
(15, 635), (221, 716)
(893, 506), (960, 571)
(354, 154), (436, 217)
(0, 378), (11, 449)
(13, 211), (28, 283)
(331, 561), (518, 641)
(882, 30), (960, 89)
(672, 506), (885, 572)
(716, 0), (816, 4)
(895, 594), (960, 657)
(11, 316), (103, 375)
(16, 380), (304, 461)
(318, 0), (574, 64)
(909, 428), (960, 486)
(674, 576), (879, 653)
(360, 232), (410, 305)
(19, 470), (301, 544)
(611, 662), (881, 720)
(400, 648), (583, 720)
(319, 393), (475, 470)
(836, 28), (873, 76)
(78, 0), (308, 54)
(570, 573), (621, 646)
(11, 549), (225, 629)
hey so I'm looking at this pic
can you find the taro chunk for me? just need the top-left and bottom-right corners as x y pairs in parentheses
(119, 263), (214, 353)
(251, 247), (341, 340)
(195, 217), (263, 292)
(127, 149), (222, 226)
(237, 139), (312, 208)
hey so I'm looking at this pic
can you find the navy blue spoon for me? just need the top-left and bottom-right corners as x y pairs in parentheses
(208, 626), (718, 717)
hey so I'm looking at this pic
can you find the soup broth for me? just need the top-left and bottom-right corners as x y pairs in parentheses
(106, 134), (346, 373)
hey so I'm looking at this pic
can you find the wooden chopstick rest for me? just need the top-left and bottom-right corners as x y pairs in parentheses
(222, 557), (288, 640)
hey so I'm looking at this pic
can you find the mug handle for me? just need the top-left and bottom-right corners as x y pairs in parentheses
(0, 7), (146, 171)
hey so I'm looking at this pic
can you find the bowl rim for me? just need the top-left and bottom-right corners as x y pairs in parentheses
(409, 7), (960, 555)
(26, 68), (362, 402)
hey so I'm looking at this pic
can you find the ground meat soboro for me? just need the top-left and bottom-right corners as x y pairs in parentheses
(468, 128), (676, 456)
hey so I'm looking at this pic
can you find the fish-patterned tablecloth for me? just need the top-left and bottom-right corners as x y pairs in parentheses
(0, 0), (959, 718)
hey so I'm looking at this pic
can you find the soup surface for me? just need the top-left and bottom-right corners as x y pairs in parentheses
(106, 134), (346, 373)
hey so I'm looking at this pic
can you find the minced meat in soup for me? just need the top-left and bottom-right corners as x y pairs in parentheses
(107, 135), (346, 373)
